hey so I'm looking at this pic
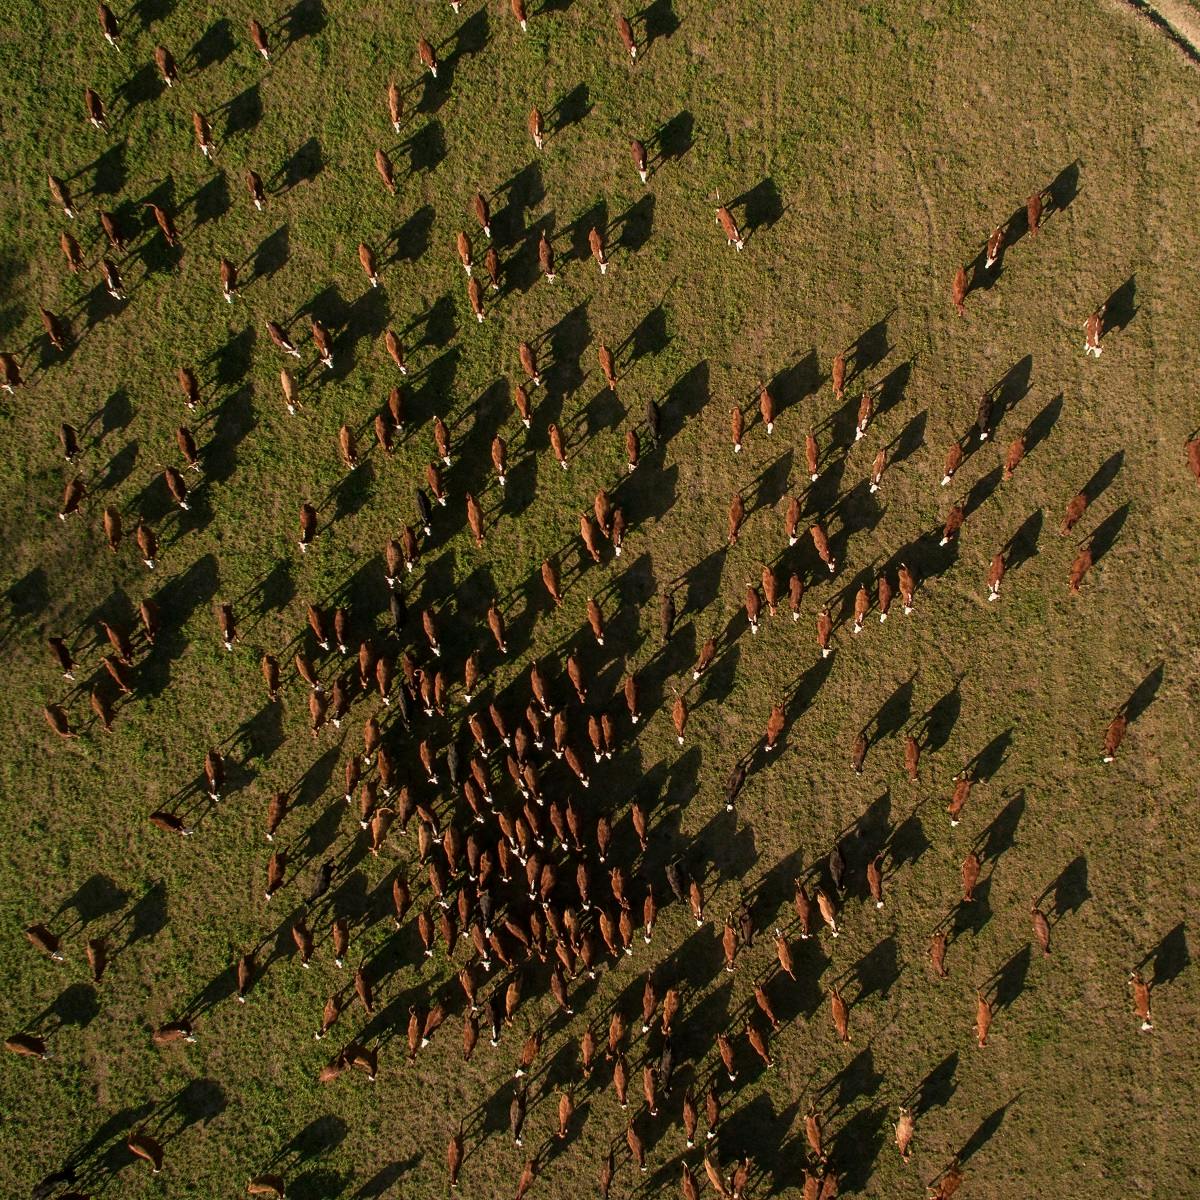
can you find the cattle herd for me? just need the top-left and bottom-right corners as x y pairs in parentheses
(4, 2), (1196, 1199)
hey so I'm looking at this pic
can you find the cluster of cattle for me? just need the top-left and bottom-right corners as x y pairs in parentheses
(4, 2), (1190, 1199)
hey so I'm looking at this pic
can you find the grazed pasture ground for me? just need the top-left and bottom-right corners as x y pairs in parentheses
(0, 0), (1198, 1196)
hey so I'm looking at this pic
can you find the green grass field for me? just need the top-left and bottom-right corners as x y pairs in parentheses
(1, 0), (1198, 1196)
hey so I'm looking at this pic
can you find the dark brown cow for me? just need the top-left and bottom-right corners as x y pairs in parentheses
(0, 351), (23, 392)
(1061, 491), (1088, 535)
(60, 230), (82, 273)
(1027, 189), (1043, 237)
(85, 86), (107, 128)
(58, 477), (84, 521)
(299, 502), (317, 551)
(940, 504), (964, 547)
(631, 138), (648, 183)
(1102, 712), (1127, 763)
(179, 366), (201, 410)
(49, 173), (76, 219)
(102, 257), (125, 299)
(220, 257), (238, 303)
(128, 1131), (164, 1173)
(6, 1033), (48, 1060)
(418, 35), (439, 77)
(153, 44), (178, 85)
(1068, 545), (1092, 594)
(41, 308), (68, 351)
(247, 169), (266, 210)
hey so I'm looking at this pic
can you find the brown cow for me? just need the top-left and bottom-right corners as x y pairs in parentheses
(693, 636), (715, 679)
(717, 204), (743, 250)
(1102, 712), (1127, 763)
(745, 583), (761, 634)
(853, 584), (870, 633)
(940, 504), (964, 547)
(151, 43), (177, 86)
(817, 605), (833, 657)
(1061, 491), (1088, 535)
(760, 386), (776, 435)
(5, 1032), (48, 1060)
(1031, 904), (1051, 956)
(830, 987), (850, 1042)
(899, 563), (916, 613)
(358, 242), (379, 288)
(519, 340), (541, 387)
(135, 520), (158, 569)
(673, 694), (688, 745)
(25, 924), (65, 960)
(100, 209), (125, 252)
(312, 319), (334, 370)
(867, 855), (885, 908)
(975, 991), (992, 1047)
(961, 852), (981, 902)
(49, 173), (76, 220)
(616, 13), (637, 58)
(541, 558), (562, 607)
(728, 493), (745, 544)
(930, 931), (948, 978)
(148, 203), (178, 247)
(631, 137), (649, 183)
(1003, 434), (1025, 479)
(895, 1107), (915, 1162)
(930, 1164), (964, 1199)
(855, 388), (872, 442)
(985, 225), (1003, 268)
(60, 229), (83, 273)
(245, 168), (266, 210)
(1129, 969), (1152, 1031)
(387, 79), (404, 132)
(626, 427), (640, 473)
(385, 329), (408, 374)
(85, 86), (107, 128)
(41, 308), (68, 352)
(418, 35), (439, 77)
(1084, 306), (1105, 357)
(904, 734), (920, 781)
(730, 405), (744, 454)
(128, 1130), (164, 1173)
(246, 16), (270, 59)
(375, 147), (397, 194)
(1068, 545), (1093, 594)
(987, 552), (1005, 601)
(0, 351), (23, 392)
(946, 773), (972, 826)
(869, 446), (886, 493)
(467, 275), (485, 322)
(951, 265), (967, 316)
(538, 231), (556, 281)
(529, 105), (544, 149)
(299, 503), (317, 552)
(850, 732), (867, 775)
(277, 370), (299, 416)
(941, 442), (962, 487)
(192, 110), (213, 158)
(589, 226), (608, 274)
(810, 522), (836, 572)
(816, 886), (839, 937)
(765, 702), (785, 751)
